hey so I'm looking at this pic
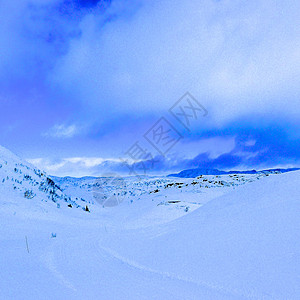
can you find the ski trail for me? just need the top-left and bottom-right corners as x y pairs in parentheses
(99, 245), (272, 300)
(40, 243), (77, 292)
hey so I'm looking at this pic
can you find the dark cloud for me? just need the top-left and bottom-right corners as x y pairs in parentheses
(78, 0), (106, 8)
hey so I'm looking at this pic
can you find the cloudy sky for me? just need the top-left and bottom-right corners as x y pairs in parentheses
(0, 0), (299, 177)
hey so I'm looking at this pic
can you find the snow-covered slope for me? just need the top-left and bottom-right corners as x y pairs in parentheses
(100, 170), (300, 299)
(1, 159), (299, 299)
(0, 145), (299, 299)
(0, 145), (87, 214)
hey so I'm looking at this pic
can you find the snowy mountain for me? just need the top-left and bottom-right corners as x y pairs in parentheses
(168, 167), (300, 178)
(52, 172), (270, 210)
(0, 145), (88, 212)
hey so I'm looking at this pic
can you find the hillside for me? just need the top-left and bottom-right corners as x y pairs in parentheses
(0, 145), (299, 299)
(0, 145), (87, 213)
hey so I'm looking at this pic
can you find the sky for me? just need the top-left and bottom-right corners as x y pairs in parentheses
(0, 0), (299, 177)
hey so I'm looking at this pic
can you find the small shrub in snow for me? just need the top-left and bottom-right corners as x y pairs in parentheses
(24, 190), (35, 199)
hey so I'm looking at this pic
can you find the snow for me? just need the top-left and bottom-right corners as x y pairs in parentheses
(0, 145), (299, 299)
(0, 145), (88, 214)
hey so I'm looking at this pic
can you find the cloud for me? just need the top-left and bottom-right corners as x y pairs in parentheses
(27, 156), (124, 177)
(244, 139), (256, 147)
(1, 0), (300, 169)
(51, 0), (300, 128)
(28, 123), (300, 177)
(44, 124), (79, 138)
(2, 0), (300, 128)
(181, 137), (236, 160)
(1, 0), (300, 128)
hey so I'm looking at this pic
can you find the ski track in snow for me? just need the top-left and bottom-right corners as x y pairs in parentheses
(40, 242), (77, 292)
(97, 244), (271, 300)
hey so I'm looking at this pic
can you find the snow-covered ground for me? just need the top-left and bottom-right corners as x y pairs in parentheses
(0, 145), (299, 299)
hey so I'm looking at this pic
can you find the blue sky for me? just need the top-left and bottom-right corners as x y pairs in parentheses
(0, 0), (299, 177)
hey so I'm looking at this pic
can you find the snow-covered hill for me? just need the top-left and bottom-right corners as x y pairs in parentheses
(0, 145), (87, 214)
(53, 172), (275, 213)
(0, 145), (299, 299)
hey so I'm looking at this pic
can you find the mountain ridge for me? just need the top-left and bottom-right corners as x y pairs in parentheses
(168, 167), (300, 178)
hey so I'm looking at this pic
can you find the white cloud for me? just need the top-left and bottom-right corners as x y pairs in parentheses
(44, 124), (79, 138)
(244, 140), (256, 147)
(65, 157), (121, 167)
(51, 0), (300, 128)
(27, 157), (123, 177)
(1, 0), (299, 135)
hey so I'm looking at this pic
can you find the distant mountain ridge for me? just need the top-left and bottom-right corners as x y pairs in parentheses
(168, 167), (300, 178)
